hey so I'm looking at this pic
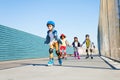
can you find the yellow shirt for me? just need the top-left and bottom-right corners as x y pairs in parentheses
(86, 39), (90, 48)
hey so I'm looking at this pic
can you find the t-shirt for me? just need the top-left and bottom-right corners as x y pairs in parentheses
(75, 42), (78, 47)
(49, 31), (55, 42)
(86, 39), (90, 48)
(61, 39), (67, 46)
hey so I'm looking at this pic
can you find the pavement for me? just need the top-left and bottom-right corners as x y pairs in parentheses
(0, 55), (120, 80)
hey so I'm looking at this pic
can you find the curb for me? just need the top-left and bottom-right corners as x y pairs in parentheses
(100, 56), (120, 70)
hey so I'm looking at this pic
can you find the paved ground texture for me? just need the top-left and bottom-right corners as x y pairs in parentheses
(0, 55), (120, 80)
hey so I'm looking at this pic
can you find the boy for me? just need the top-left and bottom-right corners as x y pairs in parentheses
(82, 34), (92, 59)
(44, 21), (62, 66)
(72, 37), (81, 59)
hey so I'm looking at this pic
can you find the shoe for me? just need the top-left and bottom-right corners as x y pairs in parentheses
(48, 59), (54, 66)
(58, 58), (62, 66)
(78, 57), (80, 59)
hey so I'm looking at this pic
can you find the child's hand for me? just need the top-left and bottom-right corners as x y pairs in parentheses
(68, 45), (72, 47)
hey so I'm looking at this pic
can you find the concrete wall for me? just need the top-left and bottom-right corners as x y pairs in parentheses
(98, 0), (120, 61)
(0, 25), (49, 61)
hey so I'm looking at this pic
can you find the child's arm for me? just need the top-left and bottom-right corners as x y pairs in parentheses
(72, 42), (74, 47)
(78, 42), (81, 47)
(44, 32), (50, 44)
(65, 40), (72, 47)
(53, 30), (62, 44)
(81, 40), (86, 46)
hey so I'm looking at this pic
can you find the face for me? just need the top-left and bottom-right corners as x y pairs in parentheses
(74, 38), (78, 42)
(61, 36), (65, 39)
(86, 36), (89, 39)
(47, 24), (53, 31)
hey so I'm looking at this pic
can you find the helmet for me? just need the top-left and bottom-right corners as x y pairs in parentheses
(61, 34), (65, 37)
(85, 34), (89, 37)
(47, 21), (55, 27)
(60, 34), (66, 39)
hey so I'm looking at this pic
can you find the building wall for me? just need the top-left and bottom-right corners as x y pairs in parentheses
(98, 0), (120, 61)
(0, 25), (49, 61)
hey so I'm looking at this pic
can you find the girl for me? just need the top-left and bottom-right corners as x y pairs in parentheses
(72, 37), (81, 59)
(60, 34), (70, 60)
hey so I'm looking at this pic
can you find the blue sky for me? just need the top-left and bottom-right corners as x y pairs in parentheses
(0, 0), (100, 46)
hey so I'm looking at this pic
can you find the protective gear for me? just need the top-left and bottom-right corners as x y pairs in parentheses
(56, 50), (60, 57)
(48, 58), (54, 66)
(86, 49), (88, 53)
(47, 21), (55, 27)
(49, 48), (53, 53)
(60, 34), (66, 38)
(58, 58), (62, 66)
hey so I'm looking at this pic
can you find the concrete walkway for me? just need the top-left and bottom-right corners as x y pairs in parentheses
(0, 55), (120, 80)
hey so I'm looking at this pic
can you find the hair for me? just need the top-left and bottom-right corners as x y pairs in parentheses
(74, 37), (78, 39)
(85, 34), (89, 37)
(60, 35), (66, 39)
(74, 37), (78, 42)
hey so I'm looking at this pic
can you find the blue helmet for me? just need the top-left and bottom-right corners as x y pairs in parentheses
(47, 21), (55, 27)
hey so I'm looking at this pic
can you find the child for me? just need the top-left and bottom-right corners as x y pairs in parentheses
(90, 42), (95, 59)
(72, 37), (81, 59)
(81, 34), (92, 59)
(59, 34), (70, 60)
(44, 21), (62, 66)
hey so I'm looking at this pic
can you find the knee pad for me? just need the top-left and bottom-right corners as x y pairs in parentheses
(56, 50), (60, 56)
(90, 49), (92, 53)
(86, 49), (88, 53)
(49, 48), (53, 54)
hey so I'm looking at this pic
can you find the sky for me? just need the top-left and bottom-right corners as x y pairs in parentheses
(0, 0), (100, 47)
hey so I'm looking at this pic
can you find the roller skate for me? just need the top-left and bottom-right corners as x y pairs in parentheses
(58, 58), (62, 66)
(48, 58), (54, 66)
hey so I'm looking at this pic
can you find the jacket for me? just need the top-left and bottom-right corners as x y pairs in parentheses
(72, 41), (81, 47)
(44, 29), (61, 44)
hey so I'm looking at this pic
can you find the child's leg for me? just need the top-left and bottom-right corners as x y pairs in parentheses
(60, 46), (63, 58)
(90, 49), (93, 59)
(74, 47), (77, 58)
(55, 42), (60, 58)
(77, 52), (80, 59)
(48, 44), (54, 65)
(86, 47), (89, 59)
(63, 46), (67, 59)
(63, 51), (67, 59)
(74, 51), (77, 59)
(55, 42), (62, 65)
(76, 48), (80, 59)
(49, 44), (54, 59)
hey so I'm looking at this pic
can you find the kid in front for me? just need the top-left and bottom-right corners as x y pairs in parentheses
(44, 21), (62, 66)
